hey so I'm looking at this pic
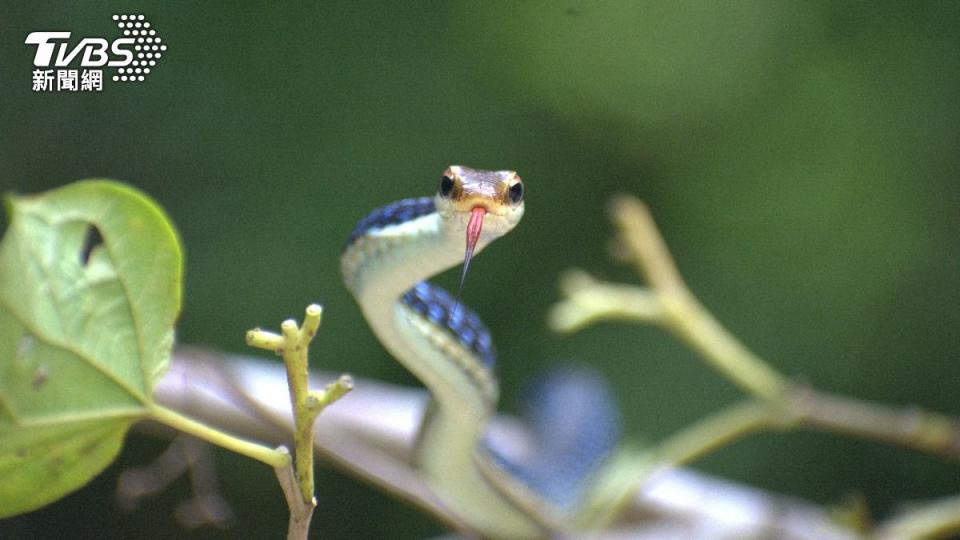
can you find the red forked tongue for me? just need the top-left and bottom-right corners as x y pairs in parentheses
(456, 206), (487, 306)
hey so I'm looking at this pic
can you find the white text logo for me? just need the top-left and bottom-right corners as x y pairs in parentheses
(26, 14), (167, 92)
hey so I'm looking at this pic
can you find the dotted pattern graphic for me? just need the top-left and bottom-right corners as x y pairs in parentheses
(111, 14), (166, 83)
(402, 282), (496, 368)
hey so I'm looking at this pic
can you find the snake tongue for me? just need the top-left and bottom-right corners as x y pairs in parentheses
(458, 206), (487, 300)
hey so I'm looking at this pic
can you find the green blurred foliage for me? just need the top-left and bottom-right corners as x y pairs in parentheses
(2, 1), (959, 538)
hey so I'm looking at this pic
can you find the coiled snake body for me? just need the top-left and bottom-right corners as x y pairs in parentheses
(341, 166), (620, 538)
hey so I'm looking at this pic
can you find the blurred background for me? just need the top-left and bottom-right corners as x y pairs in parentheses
(2, 1), (959, 538)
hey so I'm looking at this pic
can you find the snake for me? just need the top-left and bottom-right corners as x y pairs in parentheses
(340, 166), (623, 538)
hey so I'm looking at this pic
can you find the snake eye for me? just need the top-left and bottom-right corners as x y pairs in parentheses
(439, 175), (455, 198)
(508, 182), (524, 205)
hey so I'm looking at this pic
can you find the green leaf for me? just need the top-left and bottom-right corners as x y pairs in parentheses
(0, 180), (182, 518)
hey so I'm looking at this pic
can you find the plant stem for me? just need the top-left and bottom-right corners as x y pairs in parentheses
(791, 387), (960, 459)
(272, 447), (314, 540)
(551, 194), (960, 536)
(659, 291), (787, 401)
(246, 303), (352, 540)
(280, 316), (316, 505)
(148, 404), (289, 469)
(874, 493), (960, 540)
(609, 195), (788, 401)
(653, 399), (784, 467)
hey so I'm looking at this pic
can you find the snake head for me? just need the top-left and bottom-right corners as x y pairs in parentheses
(435, 165), (525, 298)
(436, 165), (525, 232)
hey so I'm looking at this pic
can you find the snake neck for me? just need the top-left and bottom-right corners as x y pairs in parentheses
(342, 211), (498, 404)
(343, 212), (459, 302)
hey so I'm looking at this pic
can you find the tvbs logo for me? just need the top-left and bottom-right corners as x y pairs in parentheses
(26, 14), (166, 92)
(26, 32), (135, 68)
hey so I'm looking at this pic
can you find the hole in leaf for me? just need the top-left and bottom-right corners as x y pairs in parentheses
(81, 225), (104, 265)
(32, 365), (48, 391)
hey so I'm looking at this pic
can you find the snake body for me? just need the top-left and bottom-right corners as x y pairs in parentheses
(341, 166), (620, 538)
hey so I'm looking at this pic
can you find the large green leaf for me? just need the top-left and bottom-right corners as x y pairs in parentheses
(0, 181), (182, 517)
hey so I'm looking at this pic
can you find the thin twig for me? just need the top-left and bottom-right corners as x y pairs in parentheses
(873, 493), (960, 540)
(148, 404), (289, 469)
(653, 399), (789, 468)
(790, 387), (960, 459)
(273, 447), (314, 540)
(247, 304), (352, 540)
(613, 195), (789, 400)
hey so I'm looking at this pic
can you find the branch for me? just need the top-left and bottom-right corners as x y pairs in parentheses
(154, 350), (855, 539)
(273, 447), (314, 540)
(549, 194), (960, 536)
(147, 403), (289, 469)
(553, 195), (788, 400)
(874, 493), (960, 540)
(246, 304), (352, 540)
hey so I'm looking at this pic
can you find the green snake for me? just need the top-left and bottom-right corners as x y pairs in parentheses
(340, 166), (623, 538)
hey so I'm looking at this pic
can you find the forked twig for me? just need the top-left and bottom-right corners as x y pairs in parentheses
(247, 304), (353, 540)
(549, 194), (960, 537)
